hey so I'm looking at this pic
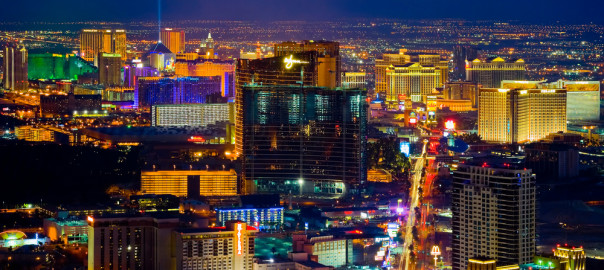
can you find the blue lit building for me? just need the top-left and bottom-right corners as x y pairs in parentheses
(135, 76), (222, 109)
(216, 207), (284, 230)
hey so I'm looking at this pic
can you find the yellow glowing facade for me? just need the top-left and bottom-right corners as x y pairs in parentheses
(160, 28), (185, 54)
(554, 246), (586, 270)
(386, 63), (442, 104)
(341, 72), (366, 89)
(375, 49), (411, 96)
(141, 170), (238, 197)
(466, 57), (526, 88)
(80, 29), (126, 62)
(15, 126), (54, 142)
(479, 89), (567, 143)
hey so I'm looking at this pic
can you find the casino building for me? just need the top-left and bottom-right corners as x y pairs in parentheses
(239, 85), (367, 197)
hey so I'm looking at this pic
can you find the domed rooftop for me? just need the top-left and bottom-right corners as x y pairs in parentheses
(0, 230), (26, 240)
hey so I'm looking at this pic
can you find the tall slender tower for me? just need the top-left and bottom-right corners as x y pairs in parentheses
(3, 43), (28, 91)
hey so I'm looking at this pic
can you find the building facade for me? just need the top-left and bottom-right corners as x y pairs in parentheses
(175, 222), (256, 270)
(80, 29), (127, 62)
(466, 57), (526, 88)
(98, 53), (122, 86)
(174, 59), (235, 97)
(443, 81), (480, 108)
(151, 103), (234, 127)
(240, 85), (367, 197)
(160, 28), (186, 54)
(141, 170), (238, 197)
(452, 164), (536, 270)
(3, 43), (28, 91)
(452, 45), (479, 81)
(274, 40), (340, 88)
(87, 215), (179, 270)
(135, 76), (222, 109)
(216, 207), (284, 229)
(235, 51), (326, 159)
(341, 72), (367, 89)
(478, 89), (567, 143)
(375, 49), (411, 97)
(385, 63), (443, 104)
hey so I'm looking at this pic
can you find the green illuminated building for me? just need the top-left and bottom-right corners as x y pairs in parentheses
(28, 54), (98, 81)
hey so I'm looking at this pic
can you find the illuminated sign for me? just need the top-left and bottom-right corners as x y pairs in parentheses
(283, 55), (307, 69)
(387, 223), (399, 238)
(409, 118), (417, 124)
(400, 141), (410, 157)
(188, 136), (206, 143)
(87, 216), (94, 223)
(445, 120), (456, 130)
(237, 223), (243, 255)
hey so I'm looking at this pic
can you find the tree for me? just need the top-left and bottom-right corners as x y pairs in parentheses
(458, 133), (483, 144)
(367, 138), (411, 176)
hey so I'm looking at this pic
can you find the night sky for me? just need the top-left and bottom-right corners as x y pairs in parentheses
(1, 0), (603, 23)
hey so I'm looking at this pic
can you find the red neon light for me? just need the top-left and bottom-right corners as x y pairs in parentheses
(188, 136), (206, 142)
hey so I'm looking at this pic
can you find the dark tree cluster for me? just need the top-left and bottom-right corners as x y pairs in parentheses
(0, 140), (141, 205)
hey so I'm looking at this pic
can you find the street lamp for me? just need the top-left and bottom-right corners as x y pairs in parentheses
(298, 178), (304, 195)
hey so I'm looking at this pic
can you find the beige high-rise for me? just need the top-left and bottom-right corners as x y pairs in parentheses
(80, 29), (127, 63)
(478, 88), (567, 143)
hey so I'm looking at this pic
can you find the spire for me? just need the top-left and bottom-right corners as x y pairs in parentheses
(208, 32), (212, 39)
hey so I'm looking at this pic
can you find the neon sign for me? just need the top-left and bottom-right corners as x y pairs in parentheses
(237, 223), (243, 255)
(284, 55), (307, 69)
(188, 136), (206, 143)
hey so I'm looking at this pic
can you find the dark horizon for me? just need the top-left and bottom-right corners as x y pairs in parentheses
(1, 0), (603, 24)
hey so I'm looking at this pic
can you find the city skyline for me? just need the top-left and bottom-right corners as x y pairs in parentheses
(0, 0), (603, 23)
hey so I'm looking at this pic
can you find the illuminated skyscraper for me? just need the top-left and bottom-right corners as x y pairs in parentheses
(160, 28), (186, 54)
(478, 88), (567, 143)
(274, 40), (340, 88)
(80, 29), (127, 63)
(466, 57), (526, 88)
(98, 53), (122, 86)
(240, 85), (367, 197)
(452, 162), (536, 270)
(235, 51), (322, 158)
(3, 43), (28, 91)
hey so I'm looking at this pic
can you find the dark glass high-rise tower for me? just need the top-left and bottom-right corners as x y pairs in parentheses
(240, 85), (367, 197)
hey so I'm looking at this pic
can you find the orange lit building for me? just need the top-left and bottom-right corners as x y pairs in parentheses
(160, 28), (186, 54)
(141, 170), (238, 197)
(80, 29), (126, 62)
